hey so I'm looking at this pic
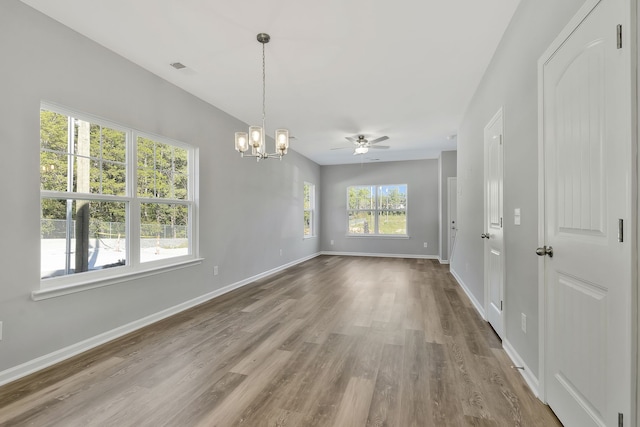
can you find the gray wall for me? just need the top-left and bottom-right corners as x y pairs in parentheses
(439, 151), (457, 261)
(0, 0), (320, 373)
(320, 160), (439, 257)
(451, 0), (585, 378)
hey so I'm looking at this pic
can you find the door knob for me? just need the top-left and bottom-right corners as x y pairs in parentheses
(535, 246), (553, 257)
(481, 233), (490, 239)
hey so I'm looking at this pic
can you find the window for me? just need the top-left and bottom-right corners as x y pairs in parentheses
(347, 184), (407, 236)
(136, 136), (191, 263)
(304, 182), (315, 237)
(40, 104), (196, 286)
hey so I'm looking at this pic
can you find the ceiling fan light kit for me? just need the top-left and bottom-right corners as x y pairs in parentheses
(234, 33), (289, 161)
(342, 134), (390, 155)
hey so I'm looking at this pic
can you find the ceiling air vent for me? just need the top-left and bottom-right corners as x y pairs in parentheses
(170, 62), (186, 70)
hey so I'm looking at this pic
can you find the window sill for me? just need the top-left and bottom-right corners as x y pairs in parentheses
(346, 234), (410, 239)
(32, 258), (204, 301)
(303, 235), (317, 240)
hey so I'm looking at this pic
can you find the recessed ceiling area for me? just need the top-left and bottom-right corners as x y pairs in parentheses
(20, 0), (520, 165)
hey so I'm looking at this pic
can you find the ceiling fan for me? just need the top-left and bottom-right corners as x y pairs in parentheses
(332, 134), (390, 155)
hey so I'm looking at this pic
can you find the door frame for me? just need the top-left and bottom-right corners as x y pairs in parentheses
(537, 0), (638, 411)
(447, 177), (457, 261)
(484, 107), (505, 337)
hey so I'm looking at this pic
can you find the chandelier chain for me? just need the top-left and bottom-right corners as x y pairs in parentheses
(262, 42), (266, 131)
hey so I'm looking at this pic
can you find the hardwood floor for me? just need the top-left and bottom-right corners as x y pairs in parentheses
(0, 256), (561, 426)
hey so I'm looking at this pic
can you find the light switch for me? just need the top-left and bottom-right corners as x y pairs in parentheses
(514, 208), (521, 226)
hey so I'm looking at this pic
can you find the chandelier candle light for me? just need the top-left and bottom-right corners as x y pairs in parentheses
(234, 33), (289, 161)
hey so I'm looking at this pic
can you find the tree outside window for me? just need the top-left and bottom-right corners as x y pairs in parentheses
(304, 182), (315, 237)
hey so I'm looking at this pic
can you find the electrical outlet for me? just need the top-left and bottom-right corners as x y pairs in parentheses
(423, 242), (428, 248)
(279, 249), (283, 256)
(213, 266), (219, 276)
(330, 240), (334, 245)
(521, 313), (527, 333)
(0, 321), (3, 341)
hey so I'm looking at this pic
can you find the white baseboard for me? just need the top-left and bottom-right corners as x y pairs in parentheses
(448, 267), (540, 400)
(0, 252), (321, 387)
(503, 339), (540, 398)
(438, 257), (450, 265)
(320, 251), (438, 260)
(449, 267), (486, 320)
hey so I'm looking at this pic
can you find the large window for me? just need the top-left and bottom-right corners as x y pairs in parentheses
(347, 184), (407, 236)
(40, 104), (196, 286)
(304, 182), (315, 237)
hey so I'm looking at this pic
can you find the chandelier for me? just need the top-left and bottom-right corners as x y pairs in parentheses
(234, 33), (289, 161)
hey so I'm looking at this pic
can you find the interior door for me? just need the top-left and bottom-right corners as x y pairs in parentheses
(539, 0), (633, 425)
(448, 177), (458, 260)
(484, 109), (504, 339)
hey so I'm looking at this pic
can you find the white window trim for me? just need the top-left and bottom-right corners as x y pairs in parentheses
(303, 181), (316, 239)
(346, 184), (409, 237)
(32, 258), (204, 301)
(39, 102), (199, 295)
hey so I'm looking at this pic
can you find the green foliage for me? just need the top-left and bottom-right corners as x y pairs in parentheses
(40, 110), (68, 152)
(303, 183), (312, 210)
(378, 211), (407, 235)
(304, 211), (312, 236)
(88, 123), (126, 196)
(140, 203), (188, 239)
(137, 137), (189, 229)
(378, 185), (407, 209)
(348, 211), (374, 234)
(40, 109), (190, 233)
(304, 183), (314, 235)
(348, 186), (374, 209)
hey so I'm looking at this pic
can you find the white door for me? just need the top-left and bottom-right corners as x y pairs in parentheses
(448, 177), (458, 260)
(484, 109), (504, 339)
(539, 0), (633, 425)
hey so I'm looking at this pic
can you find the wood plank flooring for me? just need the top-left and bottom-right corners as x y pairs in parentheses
(0, 256), (561, 426)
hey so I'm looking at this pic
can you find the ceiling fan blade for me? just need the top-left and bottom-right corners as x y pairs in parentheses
(369, 145), (390, 149)
(345, 136), (358, 143)
(330, 146), (349, 150)
(369, 136), (389, 144)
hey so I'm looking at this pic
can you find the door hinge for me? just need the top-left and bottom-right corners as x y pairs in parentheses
(618, 219), (624, 242)
(618, 412), (623, 427)
(500, 217), (503, 228)
(617, 24), (623, 49)
(500, 301), (503, 311)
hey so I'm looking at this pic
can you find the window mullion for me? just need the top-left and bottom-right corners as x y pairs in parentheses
(129, 130), (139, 267)
(374, 187), (379, 234)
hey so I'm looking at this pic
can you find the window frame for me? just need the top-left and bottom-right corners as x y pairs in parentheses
(303, 182), (316, 238)
(38, 102), (199, 296)
(346, 184), (408, 237)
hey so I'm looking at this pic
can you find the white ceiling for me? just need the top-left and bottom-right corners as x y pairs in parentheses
(21, 0), (520, 165)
